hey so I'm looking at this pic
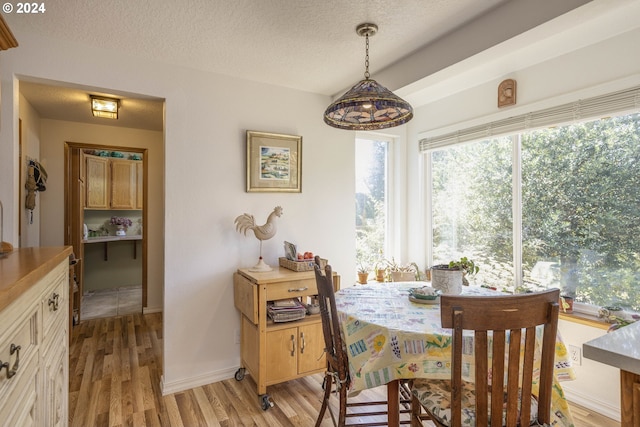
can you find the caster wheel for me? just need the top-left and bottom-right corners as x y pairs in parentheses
(234, 368), (246, 381)
(260, 394), (274, 411)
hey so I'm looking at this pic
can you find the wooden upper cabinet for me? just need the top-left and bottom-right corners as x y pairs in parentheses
(85, 155), (109, 209)
(84, 154), (141, 210)
(110, 159), (137, 209)
(136, 162), (143, 209)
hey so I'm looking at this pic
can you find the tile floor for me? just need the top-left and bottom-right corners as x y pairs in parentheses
(81, 285), (142, 320)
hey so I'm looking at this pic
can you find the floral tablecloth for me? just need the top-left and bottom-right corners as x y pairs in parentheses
(334, 282), (576, 427)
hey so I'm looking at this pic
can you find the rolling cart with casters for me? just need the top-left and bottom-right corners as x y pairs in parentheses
(233, 267), (340, 410)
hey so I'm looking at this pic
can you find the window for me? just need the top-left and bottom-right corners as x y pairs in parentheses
(425, 111), (640, 312)
(430, 137), (514, 290)
(521, 114), (640, 311)
(355, 137), (389, 274)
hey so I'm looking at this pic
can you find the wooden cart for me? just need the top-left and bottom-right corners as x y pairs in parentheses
(233, 267), (340, 410)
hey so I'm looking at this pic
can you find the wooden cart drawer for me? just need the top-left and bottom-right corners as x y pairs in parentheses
(265, 277), (318, 301)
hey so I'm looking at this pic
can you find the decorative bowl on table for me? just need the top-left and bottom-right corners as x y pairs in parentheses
(409, 286), (441, 304)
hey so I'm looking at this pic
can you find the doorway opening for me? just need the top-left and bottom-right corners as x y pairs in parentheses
(65, 143), (148, 324)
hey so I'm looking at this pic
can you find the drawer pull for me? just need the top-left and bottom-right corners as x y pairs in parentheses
(48, 292), (60, 311)
(288, 287), (308, 292)
(290, 334), (296, 357)
(300, 332), (306, 354)
(1, 344), (21, 379)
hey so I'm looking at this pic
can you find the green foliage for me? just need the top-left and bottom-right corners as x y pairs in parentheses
(356, 140), (388, 270)
(428, 113), (640, 311)
(357, 113), (640, 310)
(448, 257), (479, 276)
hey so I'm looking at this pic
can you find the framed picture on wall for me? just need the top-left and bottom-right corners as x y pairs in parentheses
(246, 130), (302, 193)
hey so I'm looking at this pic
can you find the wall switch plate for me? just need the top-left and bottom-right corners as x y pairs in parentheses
(568, 344), (582, 366)
(235, 329), (241, 345)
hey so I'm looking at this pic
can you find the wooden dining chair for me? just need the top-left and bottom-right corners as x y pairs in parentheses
(410, 289), (560, 427)
(313, 256), (414, 426)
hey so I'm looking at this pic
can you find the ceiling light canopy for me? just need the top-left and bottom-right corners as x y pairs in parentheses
(324, 23), (413, 131)
(91, 95), (119, 119)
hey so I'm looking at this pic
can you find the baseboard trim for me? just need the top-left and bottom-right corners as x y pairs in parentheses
(143, 306), (162, 314)
(161, 366), (238, 395)
(563, 387), (621, 422)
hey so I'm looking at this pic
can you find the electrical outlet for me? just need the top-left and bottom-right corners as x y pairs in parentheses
(234, 329), (241, 345)
(568, 344), (582, 366)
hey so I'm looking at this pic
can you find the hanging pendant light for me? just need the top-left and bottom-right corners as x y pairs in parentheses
(324, 23), (413, 130)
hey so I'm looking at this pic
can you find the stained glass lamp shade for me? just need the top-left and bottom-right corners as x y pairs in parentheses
(323, 78), (413, 130)
(323, 23), (413, 130)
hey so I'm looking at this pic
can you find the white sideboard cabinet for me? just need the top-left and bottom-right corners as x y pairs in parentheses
(0, 247), (71, 426)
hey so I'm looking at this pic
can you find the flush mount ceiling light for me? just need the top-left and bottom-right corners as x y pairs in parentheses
(323, 23), (413, 130)
(91, 95), (119, 119)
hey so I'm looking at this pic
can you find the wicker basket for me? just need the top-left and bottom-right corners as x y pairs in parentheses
(278, 257), (327, 272)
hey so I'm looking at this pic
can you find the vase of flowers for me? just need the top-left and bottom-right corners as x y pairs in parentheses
(110, 216), (132, 236)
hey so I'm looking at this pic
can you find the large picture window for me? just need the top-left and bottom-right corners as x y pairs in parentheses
(426, 111), (640, 312)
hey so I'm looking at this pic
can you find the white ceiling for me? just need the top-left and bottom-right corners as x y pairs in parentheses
(7, 0), (592, 131)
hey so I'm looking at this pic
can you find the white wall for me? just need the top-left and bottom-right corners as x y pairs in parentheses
(0, 31), (356, 393)
(558, 320), (621, 420)
(399, 4), (640, 419)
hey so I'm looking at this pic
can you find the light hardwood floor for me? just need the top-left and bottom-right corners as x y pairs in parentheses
(69, 312), (620, 427)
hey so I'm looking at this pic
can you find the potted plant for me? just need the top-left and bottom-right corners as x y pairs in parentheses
(357, 263), (370, 284)
(110, 216), (132, 236)
(560, 295), (574, 313)
(448, 257), (479, 286)
(384, 258), (418, 282)
(431, 257), (479, 295)
(374, 261), (386, 282)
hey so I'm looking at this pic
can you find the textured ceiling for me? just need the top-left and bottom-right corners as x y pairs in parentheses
(8, 0), (509, 95)
(6, 0), (591, 131)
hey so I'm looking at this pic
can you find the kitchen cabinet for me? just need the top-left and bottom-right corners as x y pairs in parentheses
(0, 247), (71, 426)
(85, 154), (109, 209)
(136, 161), (143, 209)
(264, 322), (325, 383)
(85, 154), (140, 210)
(110, 158), (137, 209)
(233, 267), (340, 410)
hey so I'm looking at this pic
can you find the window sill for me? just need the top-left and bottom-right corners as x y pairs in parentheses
(559, 311), (610, 330)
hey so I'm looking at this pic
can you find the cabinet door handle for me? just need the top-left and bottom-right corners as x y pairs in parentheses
(48, 292), (60, 311)
(1, 344), (21, 379)
(290, 334), (296, 357)
(300, 332), (306, 354)
(288, 287), (308, 292)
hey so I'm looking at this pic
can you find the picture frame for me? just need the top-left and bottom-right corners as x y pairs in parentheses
(246, 130), (302, 193)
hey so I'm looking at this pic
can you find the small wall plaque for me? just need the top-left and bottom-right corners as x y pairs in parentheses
(498, 79), (517, 108)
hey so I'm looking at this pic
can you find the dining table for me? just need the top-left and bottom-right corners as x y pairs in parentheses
(334, 281), (576, 427)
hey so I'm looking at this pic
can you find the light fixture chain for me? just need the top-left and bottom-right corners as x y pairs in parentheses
(364, 33), (370, 80)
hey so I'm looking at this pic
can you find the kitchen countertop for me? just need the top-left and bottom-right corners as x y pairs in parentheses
(583, 320), (640, 375)
(0, 246), (73, 312)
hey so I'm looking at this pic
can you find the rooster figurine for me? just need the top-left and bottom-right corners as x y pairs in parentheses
(234, 206), (283, 271)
